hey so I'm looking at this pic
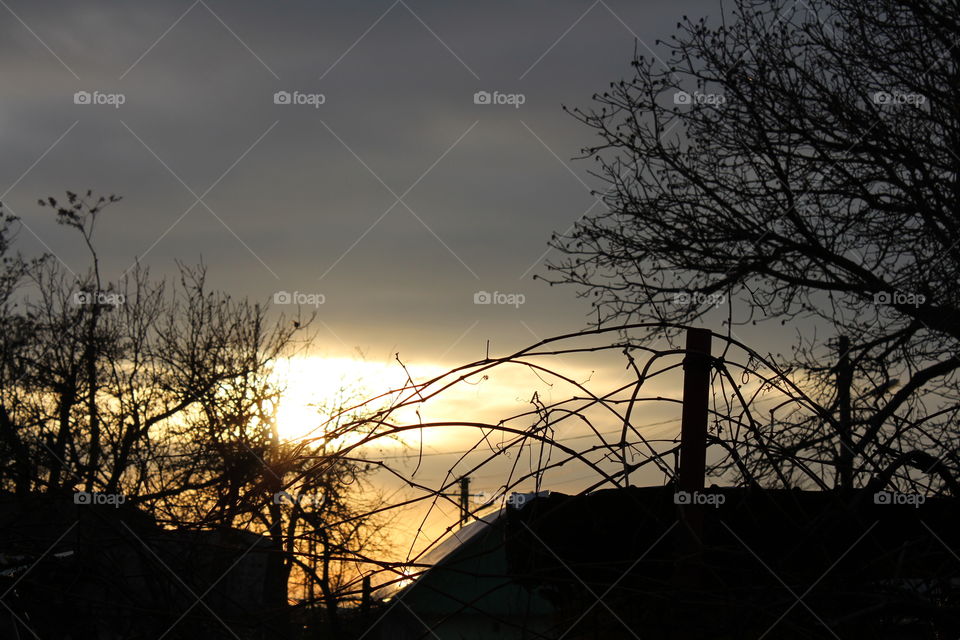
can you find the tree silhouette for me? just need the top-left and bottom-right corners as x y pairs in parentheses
(545, 0), (960, 493)
(0, 193), (388, 634)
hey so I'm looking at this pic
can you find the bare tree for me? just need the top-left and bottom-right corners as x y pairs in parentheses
(0, 193), (390, 634)
(0, 193), (293, 510)
(544, 0), (960, 494)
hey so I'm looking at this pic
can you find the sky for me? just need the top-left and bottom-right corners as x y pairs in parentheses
(0, 0), (722, 367)
(1, 0), (780, 521)
(6, 5), (954, 615)
(3, 0), (822, 554)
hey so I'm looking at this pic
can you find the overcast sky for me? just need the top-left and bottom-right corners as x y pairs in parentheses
(0, 0), (732, 368)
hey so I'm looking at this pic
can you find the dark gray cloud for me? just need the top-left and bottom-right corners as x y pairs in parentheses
(0, 0), (720, 363)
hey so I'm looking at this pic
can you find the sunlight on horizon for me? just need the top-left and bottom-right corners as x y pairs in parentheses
(271, 355), (452, 443)
(269, 350), (731, 563)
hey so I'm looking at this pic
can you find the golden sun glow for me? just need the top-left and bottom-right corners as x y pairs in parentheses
(273, 356), (383, 441)
(271, 356), (450, 442)
(271, 353), (646, 461)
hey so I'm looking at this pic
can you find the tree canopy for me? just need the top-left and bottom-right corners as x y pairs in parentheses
(546, 0), (960, 493)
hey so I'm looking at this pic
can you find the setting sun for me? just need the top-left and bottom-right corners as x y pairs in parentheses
(271, 356), (451, 442)
(273, 356), (382, 441)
